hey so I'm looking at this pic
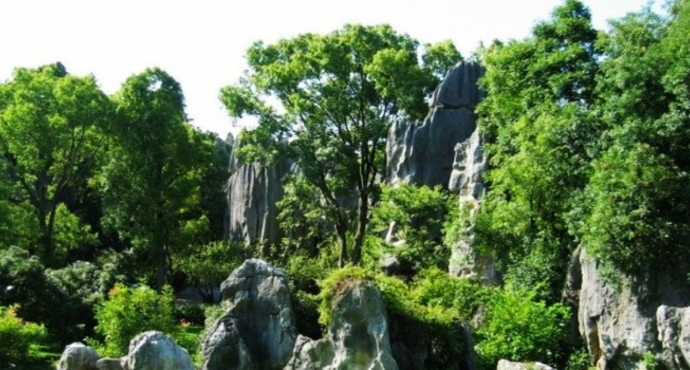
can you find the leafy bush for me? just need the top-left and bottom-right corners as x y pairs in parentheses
(370, 184), (451, 273)
(173, 304), (206, 326)
(566, 348), (592, 370)
(475, 284), (570, 368)
(92, 283), (177, 357)
(0, 304), (47, 368)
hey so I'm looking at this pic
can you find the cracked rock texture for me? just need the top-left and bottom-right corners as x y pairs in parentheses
(285, 280), (398, 370)
(226, 138), (292, 248)
(202, 259), (297, 370)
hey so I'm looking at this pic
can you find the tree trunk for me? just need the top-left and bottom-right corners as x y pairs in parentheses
(351, 190), (369, 265)
(336, 217), (349, 268)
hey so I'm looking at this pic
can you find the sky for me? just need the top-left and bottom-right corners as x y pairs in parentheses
(0, 0), (661, 138)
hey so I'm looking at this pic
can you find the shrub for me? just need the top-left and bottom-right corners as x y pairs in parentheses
(0, 304), (47, 368)
(92, 283), (177, 357)
(475, 284), (570, 368)
(173, 304), (206, 326)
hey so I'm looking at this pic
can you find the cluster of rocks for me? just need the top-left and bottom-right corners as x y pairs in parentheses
(58, 331), (193, 370)
(59, 259), (405, 370)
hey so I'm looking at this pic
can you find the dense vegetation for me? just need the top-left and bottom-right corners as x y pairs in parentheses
(1, 0), (690, 369)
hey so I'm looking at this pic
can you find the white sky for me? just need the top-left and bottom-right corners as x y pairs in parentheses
(0, 0), (660, 138)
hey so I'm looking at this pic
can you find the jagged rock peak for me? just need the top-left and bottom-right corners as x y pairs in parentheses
(386, 61), (484, 189)
(432, 60), (484, 110)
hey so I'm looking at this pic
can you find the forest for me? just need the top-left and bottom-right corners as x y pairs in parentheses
(2, 0), (690, 369)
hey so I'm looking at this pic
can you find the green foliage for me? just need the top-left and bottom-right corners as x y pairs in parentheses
(370, 184), (451, 273)
(223, 24), (459, 266)
(92, 283), (177, 357)
(642, 352), (658, 370)
(317, 266), (372, 326)
(475, 285), (570, 368)
(316, 267), (469, 370)
(0, 63), (111, 266)
(99, 68), (215, 289)
(176, 241), (250, 303)
(566, 348), (592, 370)
(412, 267), (493, 321)
(0, 304), (47, 368)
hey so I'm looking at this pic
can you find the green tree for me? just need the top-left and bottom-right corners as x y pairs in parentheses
(580, 1), (690, 276)
(0, 63), (111, 265)
(475, 0), (599, 299)
(98, 68), (211, 289)
(222, 24), (459, 266)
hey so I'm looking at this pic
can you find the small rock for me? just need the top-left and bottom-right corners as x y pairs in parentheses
(57, 342), (99, 370)
(122, 331), (193, 370)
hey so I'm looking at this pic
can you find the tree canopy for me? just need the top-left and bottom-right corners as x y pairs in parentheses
(221, 24), (460, 266)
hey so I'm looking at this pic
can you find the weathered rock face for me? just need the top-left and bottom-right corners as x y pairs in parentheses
(285, 280), (399, 370)
(386, 61), (483, 189)
(95, 358), (123, 370)
(202, 259), (297, 370)
(58, 342), (99, 370)
(578, 247), (690, 370)
(200, 315), (252, 370)
(497, 359), (554, 370)
(123, 331), (194, 370)
(226, 138), (292, 247)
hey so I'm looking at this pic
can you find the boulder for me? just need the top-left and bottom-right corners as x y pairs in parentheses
(202, 259), (297, 370)
(122, 331), (193, 370)
(57, 343), (99, 370)
(200, 314), (252, 370)
(285, 280), (398, 370)
(657, 305), (690, 369)
(96, 358), (123, 370)
(496, 360), (554, 370)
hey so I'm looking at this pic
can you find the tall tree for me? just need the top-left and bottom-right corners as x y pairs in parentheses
(222, 24), (459, 266)
(580, 0), (690, 277)
(98, 68), (210, 289)
(0, 63), (111, 265)
(476, 0), (599, 299)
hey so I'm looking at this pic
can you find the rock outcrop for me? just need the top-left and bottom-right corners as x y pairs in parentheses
(496, 360), (554, 370)
(226, 138), (292, 248)
(285, 280), (399, 370)
(59, 332), (192, 370)
(386, 61), (483, 189)
(578, 247), (690, 370)
(58, 342), (99, 370)
(123, 331), (194, 370)
(201, 259), (297, 370)
(657, 305), (690, 370)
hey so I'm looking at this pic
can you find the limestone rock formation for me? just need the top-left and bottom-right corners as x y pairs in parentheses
(578, 247), (690, 370)
(386, 61), (483, 188)
(657, 305), (690, 370)
(285, 280), (399, 370)
(122, 331), (194, 370)
(497, 360), (554, 370)
(96, 358), (123, 370)
(200, 315), (252, 370)
(202, 259), (297, 370)
(57, 342), (99, 370)
(226, 138), (292, 248)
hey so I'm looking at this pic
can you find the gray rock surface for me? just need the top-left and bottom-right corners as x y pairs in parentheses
(386, 61), (483, 188)
(203, 259), (297, 370)
(96, 358), (123, 370)
(122, 331), (193, 370)
(57, 343), (99, 370)
(657, 305), (690, 370)
(200, 315), (252, 370)
(496, 360), (554, 370)
(226, 138), (292, 248)
(578, 247), (690, 370)
(285, 280), (398, 370)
